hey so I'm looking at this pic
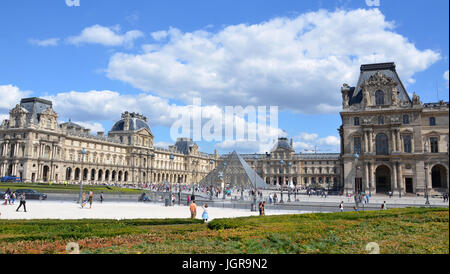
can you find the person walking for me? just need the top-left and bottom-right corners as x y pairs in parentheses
(366, 194), (370, 204)
(201, 204), (209, 223)
(16, 193), (26, 212)
(11, 191), (16, 205)
(81, 192), (86, 208)
(258, 202), (263, 216)
(89, 191), (94, 209)
(381, 201), (387, 210)
(261, 201), (266, 216)
(187, 194), (191, 206)
(100, 192), (104, 203)
(339, 201), (344, 212)
(189, 201), (197, 219)
(3, 192), (10, 205)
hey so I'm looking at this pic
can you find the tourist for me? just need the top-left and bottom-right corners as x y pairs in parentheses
(366, 194), (370, 204)
(388, 191), (393, 198)
(191, 193), (196, 202)
(16, 193), (26, 212)
(353, 206), (359, 212)
(381, 201), (387, 210)
(261, 201), (266, 216)
(100, 192), (104, 203)
(81, 192), (86, 208)
(258, 202), (263, 216)
(339, 201), (344, 212)
(11, 191), (16, 205)
(3, 192), (9, 205)
(190, 201), (197, 219)
(268, 194), (273, 204)
(89, 191), (94, 208)
(202, 204), (209, 222)
(187, 194), (191, 206)
(274, 193), (278, 204)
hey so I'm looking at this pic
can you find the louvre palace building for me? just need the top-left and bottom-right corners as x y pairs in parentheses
(0, 62), (448, 195)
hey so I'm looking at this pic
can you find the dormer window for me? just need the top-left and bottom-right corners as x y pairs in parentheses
(375, 90), (384, 106)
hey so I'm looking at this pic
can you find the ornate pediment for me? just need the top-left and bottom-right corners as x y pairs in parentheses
(40, 107), (58, 118)
(9, 104), (29, 115)
(361, 71), (398, 89)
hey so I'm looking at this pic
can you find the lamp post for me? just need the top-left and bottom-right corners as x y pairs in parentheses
(287, 162), (292, 202)
(424, 165), (430, 205)
(169, 154), (174, 206)
(222, 162), (227, 200)
(209, 159), (215, 201)
(251, 154), (258, 212)
(78, 148), (86, 204)
(353, 153), (359, 208)
(178, 177), (181, 205)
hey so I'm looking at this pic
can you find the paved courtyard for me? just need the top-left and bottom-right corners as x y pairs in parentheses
(0, 201), (304, 221)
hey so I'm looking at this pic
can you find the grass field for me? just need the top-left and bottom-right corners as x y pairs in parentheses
(0, 182), (143, 194)
(0, 207), (447, 254)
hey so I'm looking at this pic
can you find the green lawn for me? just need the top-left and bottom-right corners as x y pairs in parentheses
(0, 182), (143, 194)
(0, 207), (447, 254)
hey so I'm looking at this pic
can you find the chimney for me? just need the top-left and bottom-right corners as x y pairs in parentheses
(83, 129), (90, 135)
(290, 138), (293, 147)
(97, 132), (104, 138)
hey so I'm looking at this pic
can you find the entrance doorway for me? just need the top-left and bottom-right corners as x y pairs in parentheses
(355, 178), (362, 194)
(375, 165), (391, 194)
(43, 166), (50, 182)
(405, 178), (413, 193)
(431, 165), (447, 189)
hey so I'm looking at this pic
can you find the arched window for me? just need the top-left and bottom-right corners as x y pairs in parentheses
(376, 133), (389, 155)
(375, 90), (384, 106)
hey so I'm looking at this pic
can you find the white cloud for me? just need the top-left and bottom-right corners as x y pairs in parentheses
(154, 141), (173, 149)
(106, 8), (440, 114)
(67, 25), (144, 47)
(72, 121), (105, 134)
(0, 85), (32, 113)
(294, 132), (340, 153)
(29, 38), (60, 47)
(444, 70), (449, 88)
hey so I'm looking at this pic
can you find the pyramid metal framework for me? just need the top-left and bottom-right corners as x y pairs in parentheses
(199, 151), (269, 190)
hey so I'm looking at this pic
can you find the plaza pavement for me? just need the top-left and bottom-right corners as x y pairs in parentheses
(0, 201), (304, 221)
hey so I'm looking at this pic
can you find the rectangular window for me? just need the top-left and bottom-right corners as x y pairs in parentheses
(403, 114), (409, 124)
(354, 137), (362, 154)
(378, 116), (384, 125)
(430, 137), (438, 153)
(354, 117), (360, 126)
(429, 117), (436, 126)
(403, 135), (412, 153)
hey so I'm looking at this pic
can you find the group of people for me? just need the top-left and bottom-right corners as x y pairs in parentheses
(339, 200), (388, 212)
(258, 201), (266, 216)
(80, 191), (94, 209)
(189, 200), (209, 222)
(2, 188), (27, 212)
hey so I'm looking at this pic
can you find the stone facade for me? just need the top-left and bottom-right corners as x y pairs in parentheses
(0, 98), (218, 185)
(340, 63), (449, 195)
(238, 137), (341, 189)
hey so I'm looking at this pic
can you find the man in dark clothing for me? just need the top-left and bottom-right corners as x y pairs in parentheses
(191, 194), (195, 201)
(16, 193), (26, 212)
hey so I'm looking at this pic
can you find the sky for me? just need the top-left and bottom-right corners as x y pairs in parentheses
(0, 0), (448, 155)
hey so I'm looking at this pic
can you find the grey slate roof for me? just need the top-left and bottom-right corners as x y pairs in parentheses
(111, 117), (152, 133)
(20, 97), (52, 125)
(348, 62), (411, 106)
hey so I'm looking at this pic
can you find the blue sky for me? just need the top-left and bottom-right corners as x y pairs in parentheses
(0, 0), (448, 154)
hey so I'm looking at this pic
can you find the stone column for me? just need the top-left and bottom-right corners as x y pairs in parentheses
(398, 163), (403, 194)
(391, 131), (396, 153)
(396, 130), (401, 152)
(392, 163), (398, 193)
(365, 162), (370, 191)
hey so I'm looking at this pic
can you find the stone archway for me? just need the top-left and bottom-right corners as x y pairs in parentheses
(431, 165), (447, 189)
(375, 165), (391, 194)
(43, 165), (50, 182)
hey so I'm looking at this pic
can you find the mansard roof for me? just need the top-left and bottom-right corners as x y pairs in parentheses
(347, 62), (411, 106)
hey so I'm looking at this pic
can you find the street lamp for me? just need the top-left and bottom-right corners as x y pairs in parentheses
(353, 153), (359, 208)
(251, 154), (259, 212)
(209, 159), (215, 201)
(78, 148), (86, 204)
(424, 165), (430, 206)
(222, 162), (227, 200)
(169, 154), (174, 206)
